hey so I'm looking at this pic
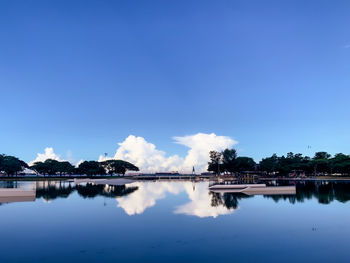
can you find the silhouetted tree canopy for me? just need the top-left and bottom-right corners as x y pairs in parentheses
(101, 160), (139, 175)
(77, 161), (106, 176)
(222, 149), (237, 172)
(207, 151), (222, 174)
(30, 159), (75, 175)
(207, 149), (256, 174)
(234, 157), (256, 172)
(0, 154), (28, 176)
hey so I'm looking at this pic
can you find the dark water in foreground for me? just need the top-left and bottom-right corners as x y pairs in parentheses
(1, 180), (350, 263)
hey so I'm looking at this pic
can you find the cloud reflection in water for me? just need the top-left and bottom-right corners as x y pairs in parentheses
(174, 182), (234, 218)
(116, 181), (235, 218)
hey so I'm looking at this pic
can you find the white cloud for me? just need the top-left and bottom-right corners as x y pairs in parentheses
(99, 133), (237, 173)
(75, 159), (84, 168)
(29, 147), (63, 166)
(98, 135), (183, 172)
(174, 133), (237, 172)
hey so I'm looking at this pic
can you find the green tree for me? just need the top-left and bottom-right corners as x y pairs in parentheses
(314, 152), (331, 160)
(207, 151), (222, 174)
(77, 161), (106, 176)
(30, 159), (75, 176)
(44, 159), (60, 175)
(101, 160), (139, 175)
(56, 161), (75, 175)
(235, 157), (256, 172)
(222, 149), (237, 173)
(30, 159), (59, 175)
(312, 152), (331, 175)
(30, 161), (50, 175)
(259, 154), (279, 173)
(331, 153), (350, 175)
(0, 154), (28, 176)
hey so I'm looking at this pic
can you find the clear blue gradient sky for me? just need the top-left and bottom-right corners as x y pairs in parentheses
(1, 0), (350, 163)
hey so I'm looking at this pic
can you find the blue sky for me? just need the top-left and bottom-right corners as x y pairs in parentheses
(1, 0), (350, 164)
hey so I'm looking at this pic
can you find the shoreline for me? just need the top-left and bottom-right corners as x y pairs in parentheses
(1, 175), (350, 182)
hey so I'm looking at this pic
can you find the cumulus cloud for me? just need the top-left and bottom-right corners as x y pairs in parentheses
(174, 133), (237, 172)
(99, 135), (183, 173)
(29, 147), (64, 166)
(29, 148), (83, 167)
(99, 133), (237, 173)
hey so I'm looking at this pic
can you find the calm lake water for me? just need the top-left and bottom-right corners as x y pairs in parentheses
(1, 180), (350, 263)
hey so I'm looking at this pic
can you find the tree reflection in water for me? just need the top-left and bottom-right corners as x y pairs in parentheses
(210, 192), (252, 210)
(209, 181), (350, 210)
(263, 181), (350, 205)
(34, 181), (138, 201)
(76, 183), (138, 199)
(36, 181), (75, 201)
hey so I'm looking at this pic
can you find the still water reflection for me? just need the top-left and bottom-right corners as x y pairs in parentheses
(2, 180), (350, 216)
(1, 180), (350, 262)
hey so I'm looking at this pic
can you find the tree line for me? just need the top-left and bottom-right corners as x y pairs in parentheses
(208, 149), (350, 176)
(0, 154), (139, 176)
(2, 149), (350, 177)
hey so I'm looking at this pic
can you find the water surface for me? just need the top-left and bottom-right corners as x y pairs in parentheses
(1, 180), (349, 263)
